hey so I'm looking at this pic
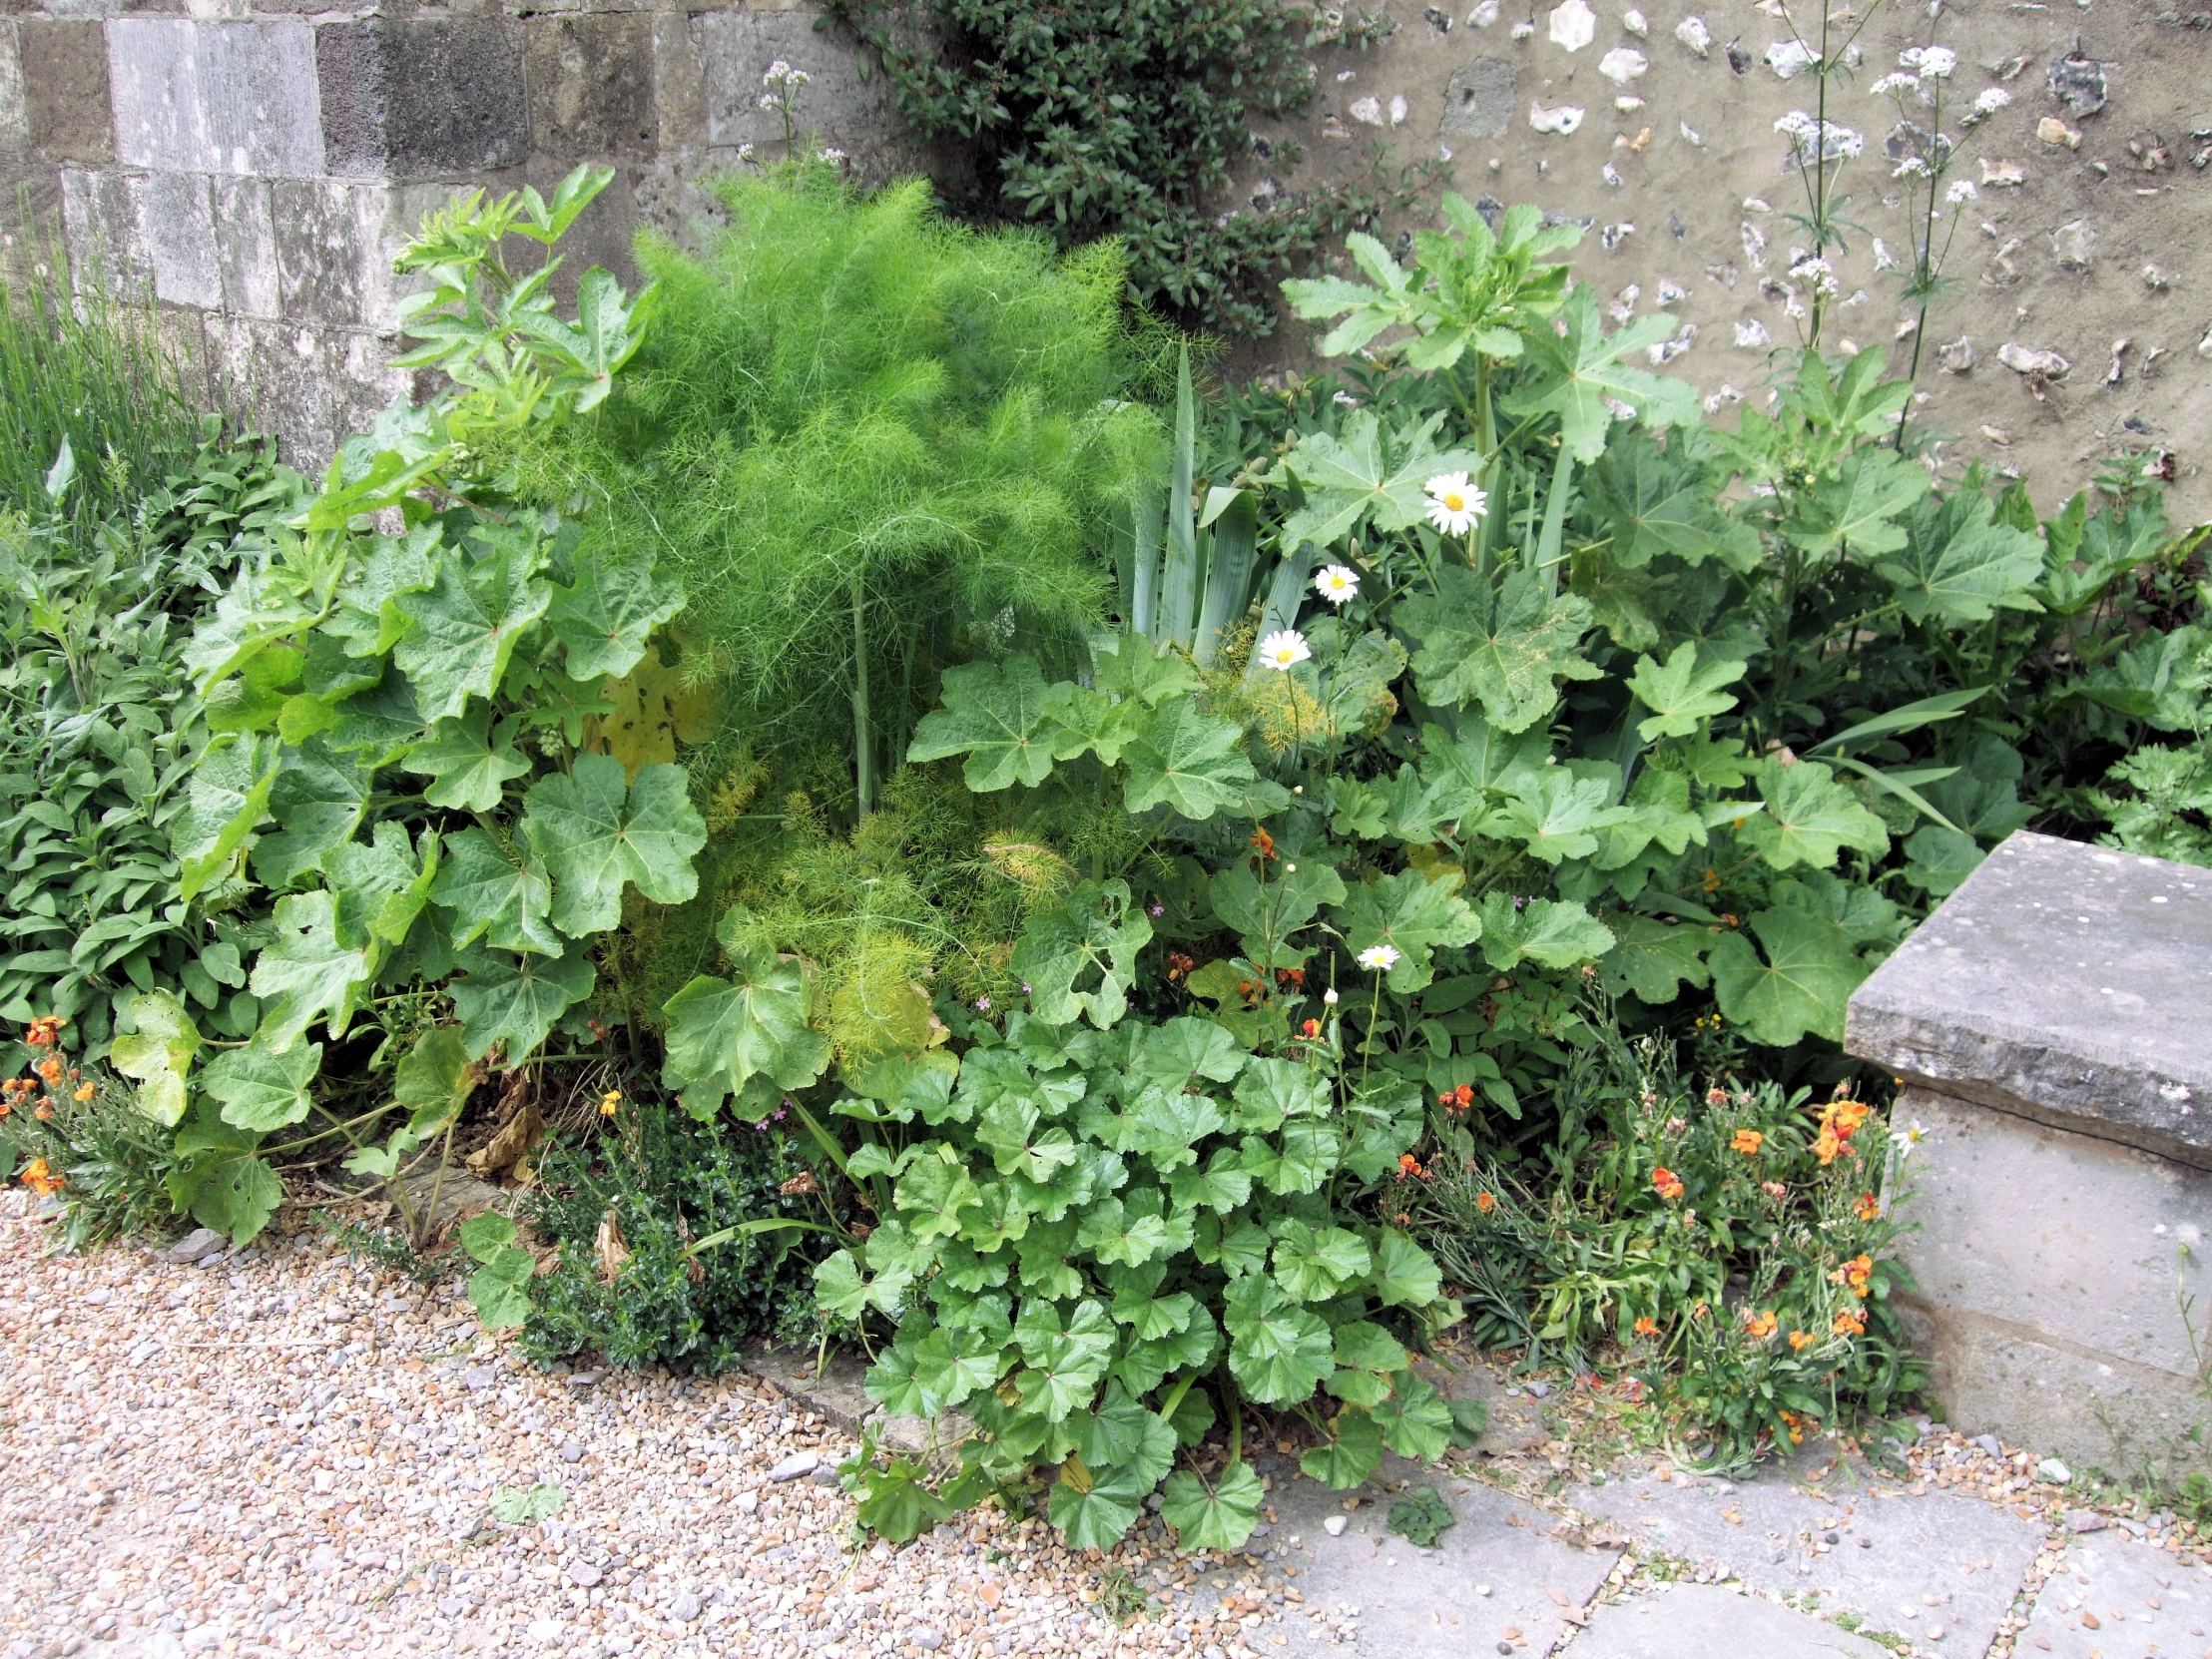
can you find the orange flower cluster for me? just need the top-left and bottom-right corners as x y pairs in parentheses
(1854, 1192), (1883, 1221)
(1779, 1408), (1811, 1446)
(1437, 1083), (1474, 1117)
(17, 1157), (63, 1198)
(1788, 1329), (1815, 1351)
(1730, 1128), (1765, 1156)
(25, 1015), (66, 1048)
(0, 1076), (32, 1115)
(1275, 966), (1306, 990)
(1833, 1310), (1866, 1337)
(1744, 1310), (1778, 1341)
(1248, 828), (1277, 861)
(1651, 1166), (1684, 1202)
(1395, 1153), (1432, 1182)
(1474, 1191), (1497, 1215)
(1165, 952), (1196, 983)
(1633, 1316), (1659, 1338)
(1832, 1253), (1874, 1298)
(1812, 1086), (1872, 1165)
(1300, 1018), (1323, 1039)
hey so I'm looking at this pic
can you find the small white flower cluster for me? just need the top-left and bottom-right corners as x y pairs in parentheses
(760, 58), (811, 114)
(1972, 86), (2011, 116)
(1775, 110), (1864, 164)
(1868, 71), (1920, 98)
(1898, 45), (1956, 79)
(1787, 255), (1840, 297)
(1944, 178), (1977, 206)
(1892, 155), (1935, 181)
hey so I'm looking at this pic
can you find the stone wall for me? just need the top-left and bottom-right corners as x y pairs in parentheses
(0, 0), (2205, 519)
(0, 0), (902, 459)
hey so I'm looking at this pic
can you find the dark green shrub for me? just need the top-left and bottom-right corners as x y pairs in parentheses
(828, 0), (1441, 335)
(521, 1097), (849, 1370)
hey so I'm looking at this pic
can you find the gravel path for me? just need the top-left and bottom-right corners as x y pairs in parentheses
(0, 1197), (1284, 1659)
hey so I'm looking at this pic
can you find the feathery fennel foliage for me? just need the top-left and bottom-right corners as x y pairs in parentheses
(546, 167), (1164, 817)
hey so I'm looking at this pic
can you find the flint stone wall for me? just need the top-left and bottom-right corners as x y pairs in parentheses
(0, 0), (2204, 520)
(1847, 830), (2212, 1477)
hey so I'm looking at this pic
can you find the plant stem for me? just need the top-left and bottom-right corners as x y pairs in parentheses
(850, 572), (872, 822)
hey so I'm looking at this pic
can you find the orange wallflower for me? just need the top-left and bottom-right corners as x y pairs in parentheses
(1396, 1154), (1430, 1182)
(1730, 1128), (1765, 1156)
(1745, 1310), (1778, 1341)
(1845, 1254), (1873, 1297)
(1633, 1316), (1659, 1338)
(18, 1158), (62, 1197)
(1833, 1311), (1866, 1337)
(34, 1056), (63, 1086)
(1651, 1167), (1685, 1201)
(1813, 1126), (1844, 1165)
(598, 1090), (622, 1117)
(1788, 1330), (1814, 1351)
(1854, 1193), (1883, 1221)
(1248, 828), (1277, 861)
(73, 1081), (94, 1102)
(1301, 1018), (1323, 1039)
(1475, 1191), (1496, 1214)
(1705, 1087), (1730, 1106)
(25, 1015), (65, 1048)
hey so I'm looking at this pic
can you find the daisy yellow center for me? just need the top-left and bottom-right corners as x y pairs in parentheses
(1273, 647), (1296, 663)
(1441, 491), (1465, 512)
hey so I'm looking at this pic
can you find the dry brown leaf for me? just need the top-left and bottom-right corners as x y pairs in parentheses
(467, 1085), (543, 1180)
(595, 1207), (632, 1284)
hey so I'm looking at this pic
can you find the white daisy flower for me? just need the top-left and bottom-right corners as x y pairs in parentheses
(1890, 1120), (1929, 1160)
(1313, 564), (1362, 605)
(1423, 471), (1487, 534)
(1257, 629), (1312, 671)
(1357, 944), (1401, 972)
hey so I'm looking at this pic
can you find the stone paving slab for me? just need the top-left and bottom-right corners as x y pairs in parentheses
(1566, 1582), (1899, 1659)
(1245, 1468), (1618, 1656)
(2018, 1531), (2212, 1658)
(1569, 1457), (2045, 1655)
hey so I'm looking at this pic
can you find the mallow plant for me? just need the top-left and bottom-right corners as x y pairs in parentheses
(143, 168), (700, 1245)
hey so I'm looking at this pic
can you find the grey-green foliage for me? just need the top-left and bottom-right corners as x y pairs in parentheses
(541, 167), (1162, 808)
(0, 426), (299, 1058)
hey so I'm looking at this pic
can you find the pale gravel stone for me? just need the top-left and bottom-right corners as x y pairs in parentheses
(0, 1193), (1198, 1659)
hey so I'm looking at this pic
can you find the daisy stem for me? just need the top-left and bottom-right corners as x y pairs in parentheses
(1361, 974), (1382, 1093)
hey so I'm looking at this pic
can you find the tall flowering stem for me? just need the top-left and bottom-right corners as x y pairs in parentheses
(1772, 0), (1889, 349)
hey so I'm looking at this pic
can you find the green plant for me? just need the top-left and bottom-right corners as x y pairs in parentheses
(536, 165), (1159, 823)
(0, 426), (297, 1057)
(829, 0), (1446, 335)
(158, 165), (686, 1245)
(521, 1094), (849, 1371)
(0, 249), (205, 537)
(1407, 1013), (1921, 1459)
(1, 1023), (180, 1252)
(1386, 1485), (1456, 1546)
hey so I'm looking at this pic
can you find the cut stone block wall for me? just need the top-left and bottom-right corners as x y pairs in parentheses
(0, 0), (2204, 521)
(1848, 831), (2212, 1477)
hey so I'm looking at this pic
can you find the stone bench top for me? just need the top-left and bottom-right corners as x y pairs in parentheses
(1846, 830), (2212, 1162)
